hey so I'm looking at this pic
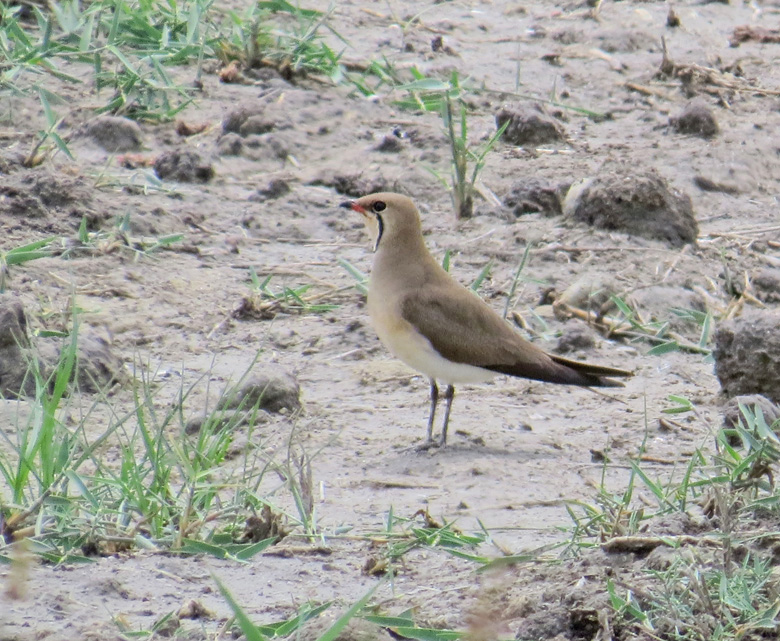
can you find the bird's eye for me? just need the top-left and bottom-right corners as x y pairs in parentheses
(372, 201), (387, 213)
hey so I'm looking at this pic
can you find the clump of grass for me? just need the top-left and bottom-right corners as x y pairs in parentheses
(219, 1), (346, 82)
(23, 89), (74, 167)
(217, 567), (468, 641)
(0, 321), (79, 510)
(235, 267), (341, 319)
(369, 508), (488, 570)
(1, 0), (216, 121)
(554, 292), (715, 357)
(403, 72), (506, 219)
(716, 401), (780, 495)
(63, 214), (184, 259)
(611, 295), (714, 357)
(95, 51), (196, 122)
(565, 399), (780, 638)
(216, 574), (385, 641)
(392, 67), (466, 112)
(0, 322), (315, 563)
(0, 3), (82, 100)
(439, 92), (508, 219)
(610, 548), (780, 640)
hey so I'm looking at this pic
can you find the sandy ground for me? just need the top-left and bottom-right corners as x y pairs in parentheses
(1, 1), (779, 639)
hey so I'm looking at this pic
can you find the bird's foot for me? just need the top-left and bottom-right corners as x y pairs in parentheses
(415, 439), (443, 452)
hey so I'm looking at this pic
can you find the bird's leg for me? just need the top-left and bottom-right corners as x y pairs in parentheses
(426, 379), (439, 444)
(439, 385), (456, 447)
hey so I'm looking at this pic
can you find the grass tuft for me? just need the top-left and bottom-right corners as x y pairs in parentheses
(563, 399), (780, 638)
(0, 329), (317, 563)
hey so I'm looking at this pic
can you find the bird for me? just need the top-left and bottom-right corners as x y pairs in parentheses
(340, 192), (633, 448)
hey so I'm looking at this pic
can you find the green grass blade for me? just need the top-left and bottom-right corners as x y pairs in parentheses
(629, 461), (670, 509)
(214, 575), (270, 641)
(503, 243), (531, 319)
(261, 602), (333, 637)
(469, 259), (493, 292)
(363, 615), (414, 628)
(441, 249), (451, 272)
(662, 395), (694, 414)
(477, 550), (552, 572)
(698, 311), (713, 348)
(315, 578), (384, 641)
(49, 131), (75, 160)
(364, 617), (462, 641)
(338, 259), (368, 295)
(386, 627), (461, 641)
(234, 538), (278, 561)
(258, 0), (322, 18)
(647, 341), (679, 356)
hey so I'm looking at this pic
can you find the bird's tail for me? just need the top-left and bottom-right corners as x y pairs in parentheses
(549, 354), (633, 388)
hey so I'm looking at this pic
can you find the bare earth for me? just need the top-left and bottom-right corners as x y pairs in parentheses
(2, 1), (780, 640)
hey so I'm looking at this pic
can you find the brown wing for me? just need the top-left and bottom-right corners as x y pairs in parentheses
(401, 286), (632, 387)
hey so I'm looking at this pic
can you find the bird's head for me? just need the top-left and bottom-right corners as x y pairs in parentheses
(340, 192), (421, 252)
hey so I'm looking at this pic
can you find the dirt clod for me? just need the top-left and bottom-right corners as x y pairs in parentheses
(37, 327), (125, 393)
(670, 103), (719, 138)
(0, 295), (34, 397)
(723, 394), (780, 428)
(243, 133), (293, 161)
(693, 175), (739, 194)
(753, 268), (780, 303)
(240, 505), (289, 542)
(667, 6), (680, 27)
(178, 600), (213, 620)
(555, 322), (597, 354)
(222, 105), (260, 134)
(71, 330), (126, 392)
(222, 104), (292, 136)
(0, 169), (94, 222)
(502, 178), (568, 217)
(0, 295), (30, 349)
(240, 113), (292, 136)
(713, 309), (780, 403)
(373, 134), (404, 153)
(79, 116), (144, 152)
(0, 295), (124, 397)
(217, 132), (243, 156)
(495, 105), (565, 145)
(218, 366), (301, 414)
(596, 28), (657, 53)
(311, 171), (396, 197)
(153, 150), (214, 183)
(249, 178), (291, 201)
(555, 273), (619, 313)
(562, 171), (698, 247)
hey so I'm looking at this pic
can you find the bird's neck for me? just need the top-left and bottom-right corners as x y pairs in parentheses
(371, 231), (441, 294)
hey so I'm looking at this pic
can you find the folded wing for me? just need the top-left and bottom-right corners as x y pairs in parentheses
(401, 287), (633, 388)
